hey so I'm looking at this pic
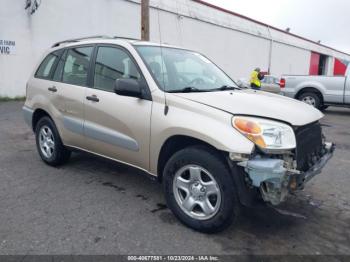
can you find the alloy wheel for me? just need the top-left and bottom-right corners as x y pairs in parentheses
(39, 125), (55, 158)
(173, 165), (221, 220)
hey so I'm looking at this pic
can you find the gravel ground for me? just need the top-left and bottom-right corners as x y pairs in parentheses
(0, 101), (349, 255)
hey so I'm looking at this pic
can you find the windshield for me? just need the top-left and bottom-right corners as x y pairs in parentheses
(135, 46), (237, 92)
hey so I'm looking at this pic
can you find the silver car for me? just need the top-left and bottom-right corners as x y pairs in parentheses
(260, 75), (281, 94)
(237, 75), (281, 94)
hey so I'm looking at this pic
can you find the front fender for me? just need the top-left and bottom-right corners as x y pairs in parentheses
(149, 92), (255, 175)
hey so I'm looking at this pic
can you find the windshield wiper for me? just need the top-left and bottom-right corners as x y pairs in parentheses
(212, 85), (240, 91)
(167, 85), (240, 93)
(167, 86), (207, 93)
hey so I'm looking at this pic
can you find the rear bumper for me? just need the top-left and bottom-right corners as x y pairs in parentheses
(22, 106), (34, 129)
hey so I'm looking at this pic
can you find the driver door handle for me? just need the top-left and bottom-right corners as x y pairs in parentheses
(86, 95), (99, 102)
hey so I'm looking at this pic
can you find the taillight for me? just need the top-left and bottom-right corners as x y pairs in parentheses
(279, 78), (286, 88)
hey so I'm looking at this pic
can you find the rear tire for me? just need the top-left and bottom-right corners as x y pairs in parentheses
(35, 116), (71, 166)
(163, 145), (240, 233)
(298, 92), (322, 109)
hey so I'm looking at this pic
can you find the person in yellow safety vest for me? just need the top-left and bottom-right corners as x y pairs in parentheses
(250, 67), (262, 90)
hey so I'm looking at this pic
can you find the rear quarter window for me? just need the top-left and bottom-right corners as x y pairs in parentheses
(35, 51), (61, 79)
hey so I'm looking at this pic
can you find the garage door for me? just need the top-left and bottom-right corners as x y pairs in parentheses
(309, 52), (320, 75)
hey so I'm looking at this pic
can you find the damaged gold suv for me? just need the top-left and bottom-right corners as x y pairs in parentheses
(23, 36), (334, 232)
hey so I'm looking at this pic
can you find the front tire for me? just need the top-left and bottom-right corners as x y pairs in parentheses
(163, 146), (240, 233)
(35, 116), (71, 166)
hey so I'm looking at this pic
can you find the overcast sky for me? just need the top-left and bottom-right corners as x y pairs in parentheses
(202, 0), (350, 54)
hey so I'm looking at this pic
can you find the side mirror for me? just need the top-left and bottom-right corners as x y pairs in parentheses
(114, 78), (143, 98)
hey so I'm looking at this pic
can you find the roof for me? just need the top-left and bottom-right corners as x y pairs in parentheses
(51, 35), (139, 48)
(50, 36), (190, 51)
(193, 0), (350, 57)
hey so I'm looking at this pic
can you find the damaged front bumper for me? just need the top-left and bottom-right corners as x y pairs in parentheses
(295, 142), (334, 188)
(236, 142), (335, 205)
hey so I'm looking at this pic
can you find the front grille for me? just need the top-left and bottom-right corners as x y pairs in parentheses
(295, 122), (323, 171)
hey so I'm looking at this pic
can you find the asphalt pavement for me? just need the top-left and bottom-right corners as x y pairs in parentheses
(0, 101), (349, 255)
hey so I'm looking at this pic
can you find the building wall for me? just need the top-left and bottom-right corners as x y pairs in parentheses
(150, 9), (271, 78)
(0, 0), (140, 97)
(1, 0), (349, 97)
(269, 42), (311, 76)
(149, 0), (350, 78)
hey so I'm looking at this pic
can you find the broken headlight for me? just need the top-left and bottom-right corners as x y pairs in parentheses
(232, 116), (296, 150)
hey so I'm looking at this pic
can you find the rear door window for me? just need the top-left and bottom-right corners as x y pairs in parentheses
(35, 51), (61, 79)
(61, 46), (93, 86)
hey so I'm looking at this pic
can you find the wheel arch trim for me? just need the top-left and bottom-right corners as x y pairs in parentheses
(29, 107), (57, 133)
(155, 134), (229, 182)
(295, 85), (325, 99)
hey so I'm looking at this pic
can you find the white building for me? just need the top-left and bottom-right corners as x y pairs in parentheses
(1, 0), (350, 97)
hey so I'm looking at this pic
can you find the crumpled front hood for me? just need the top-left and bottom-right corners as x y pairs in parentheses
(173, 89), (323, 126)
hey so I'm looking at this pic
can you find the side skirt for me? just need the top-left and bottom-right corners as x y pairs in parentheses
(65, 144), (158, 181)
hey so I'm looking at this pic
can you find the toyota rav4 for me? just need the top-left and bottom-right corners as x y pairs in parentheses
(23, 36), (334, 232)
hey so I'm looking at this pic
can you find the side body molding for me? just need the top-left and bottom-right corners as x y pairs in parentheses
(84, 121), (140, 152)
(63, 116), (84, 135)
(63, 116), (139, 152)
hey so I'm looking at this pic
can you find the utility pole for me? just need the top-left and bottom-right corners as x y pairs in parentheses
(141, 0), (150, 41)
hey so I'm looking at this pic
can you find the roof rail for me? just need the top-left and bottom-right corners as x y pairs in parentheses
(113, 36), (140, 41)
(51, 35), (141, 48)
(51, 35), (112, 48)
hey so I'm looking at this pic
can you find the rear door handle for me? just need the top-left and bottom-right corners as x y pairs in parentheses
(86, 95), (99, 102)
(48, 86), (57, 92)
